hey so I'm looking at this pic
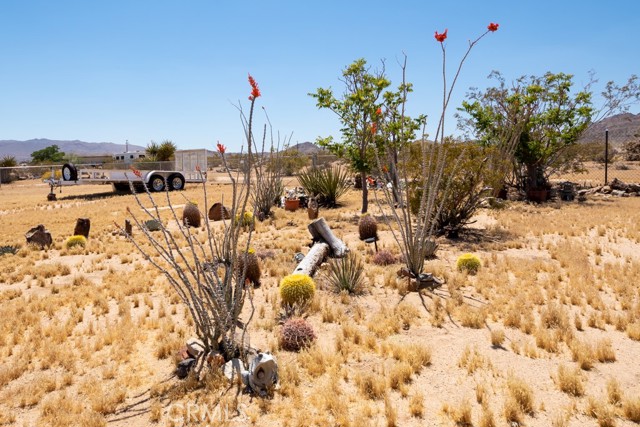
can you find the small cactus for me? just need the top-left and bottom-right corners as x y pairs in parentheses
(457, 253), (481, 274)
(279, 317), (316, 352)
(279, 274), (315, 307)
(358, 214), (378, 240)
(66, 235), (87, 249)
(372, 249), (397, 266)
(235, 211), (254, 228)
(237, 250), (261, 287)
(182, 202), (201, 228)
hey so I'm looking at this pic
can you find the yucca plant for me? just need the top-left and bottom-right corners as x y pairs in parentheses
(298, 165), (350, 208)
(326, 251), (365, 294)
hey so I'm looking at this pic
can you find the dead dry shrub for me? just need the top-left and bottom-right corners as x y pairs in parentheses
(355, 369), (387, 400)
(409, 392), (425, 418)
(507, 373), (535, 415)
(442, 398), (473, 426)
(623, 396), (640, 423)
(556, 364), (584, 396)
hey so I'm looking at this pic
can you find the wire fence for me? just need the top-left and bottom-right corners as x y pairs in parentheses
(550, 141), (640, 187)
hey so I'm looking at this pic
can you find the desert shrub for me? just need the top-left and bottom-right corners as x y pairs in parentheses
(66, 235), (87, 249)
(298, 165), (350, 207)
(623, 139), (640, 161)
(407, 140), (506, 237)
(372, 250), (397, 266)
(0, 155), (17, 167)
(267, 148), (308, 176)
(279, 317), (316, 351)
(326, 252), (365, 294)
(556, 364), (584, 396)
(457, 253), (481, 274)
(280, 274), (316, 307)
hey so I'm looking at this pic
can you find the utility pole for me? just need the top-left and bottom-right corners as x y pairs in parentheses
(604, 129), (609, 185)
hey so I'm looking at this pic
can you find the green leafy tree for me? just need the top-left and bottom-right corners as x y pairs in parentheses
(460, 72), (593, 191)
(31, 145), (65, 164)
(310, 58), (391, 213)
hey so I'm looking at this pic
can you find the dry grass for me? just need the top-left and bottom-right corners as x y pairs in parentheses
(2, 180), (640, 426)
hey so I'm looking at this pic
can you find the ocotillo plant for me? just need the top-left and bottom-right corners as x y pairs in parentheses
(119, 75), (265, 374)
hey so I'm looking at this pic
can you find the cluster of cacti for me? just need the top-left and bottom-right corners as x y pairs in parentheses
(279, 317), (316, 352)
(66, 235), (87, 249)
(0, 245), (18, 256)
(358, 213), (378, 240)
(372, 249), (397, 266)
(457, 253), (481, 274)
(235, 211), (254, 228)
(182, 201), (202, 228)
(237, 249), (261, 287)
(279, 274), (315, 306)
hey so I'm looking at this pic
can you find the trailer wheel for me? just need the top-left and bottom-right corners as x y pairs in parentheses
(168, 174), (185, 191)
(62, 163), (78, 181)
(149, 175), (165, 192)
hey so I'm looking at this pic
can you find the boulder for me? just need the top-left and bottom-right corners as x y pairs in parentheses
(611, 190), (626, 197)
(25, 225), (52, 249)
(601, 186), (612, 194)
(610, 178), (629, 191)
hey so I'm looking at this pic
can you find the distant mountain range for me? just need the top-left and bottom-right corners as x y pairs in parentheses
(579, 113), (640, 146)
(284, 141), (325, 154)
(0, 139), (146, 161)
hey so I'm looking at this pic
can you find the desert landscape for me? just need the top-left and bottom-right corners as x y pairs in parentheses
(1, 173), (639, 427)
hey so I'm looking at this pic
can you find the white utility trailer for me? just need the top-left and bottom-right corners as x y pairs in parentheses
(50, 149), (207, 194)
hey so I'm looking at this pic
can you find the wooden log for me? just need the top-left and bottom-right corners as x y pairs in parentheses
(307, 217), (348, 257)
(292, 242), (330, 277)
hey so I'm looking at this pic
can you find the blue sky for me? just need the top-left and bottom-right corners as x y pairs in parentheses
(1, 0), (638, 151)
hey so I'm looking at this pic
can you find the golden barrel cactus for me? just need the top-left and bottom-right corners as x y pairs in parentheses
(279, 274), (315, 306)
(456, 253), (481, 274)
(182, 201), (202, 228)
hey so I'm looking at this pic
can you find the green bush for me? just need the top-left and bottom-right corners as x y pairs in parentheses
(66, 235), (87, 249)
(298, 165), (350, 208)
(327, 252), (365, 294)
(456, 253), (481, 274)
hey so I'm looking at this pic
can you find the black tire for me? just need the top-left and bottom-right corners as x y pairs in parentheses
(149, 175), (165, 192)
(62, 163), (77, 181)
(168, 174), (185, 191)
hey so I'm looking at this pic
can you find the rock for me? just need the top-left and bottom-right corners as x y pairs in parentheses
(601, 186), (612, 194)
(176, 358), (196, 379)
(629, 183), (640, 193)
(622, 192), (631, 197)
(610, 178), (629, 191)
(611, 190), (626, 197)
(73, 218), (91, 238)
(25, 225), (52, 249)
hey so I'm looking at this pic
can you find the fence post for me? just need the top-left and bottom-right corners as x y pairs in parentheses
(604, 129), (609, 185)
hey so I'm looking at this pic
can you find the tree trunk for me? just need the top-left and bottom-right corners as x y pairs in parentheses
(292, 242), (330, 277)
(308, 217), (348, 257)
(361, 171), (368, 213)
(526, 163), (538, 190)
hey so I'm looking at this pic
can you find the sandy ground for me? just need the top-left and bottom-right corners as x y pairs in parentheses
(1, 176), (640, 426)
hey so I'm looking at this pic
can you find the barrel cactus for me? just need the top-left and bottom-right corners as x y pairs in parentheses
(235, 211), (254, 228)
(66, 235), (87, 249)
(237, 249), (261, 288)
(279, 317), (316, 352)
(279, 274), (315, 307)
(358, 213), (378, 241)
(182, 201), (202, 228)
(456, 253), (481, 274)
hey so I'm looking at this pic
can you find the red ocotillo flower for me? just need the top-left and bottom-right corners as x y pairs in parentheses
(376, 107), (382, 116)
(371, 122), (378, 134)
(130, 167), (142, 178)
(217, 142), (226, 154)
(434, 29), (448, 42)
(248, 74), (261, 100)
(487, 22), (499, 32)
